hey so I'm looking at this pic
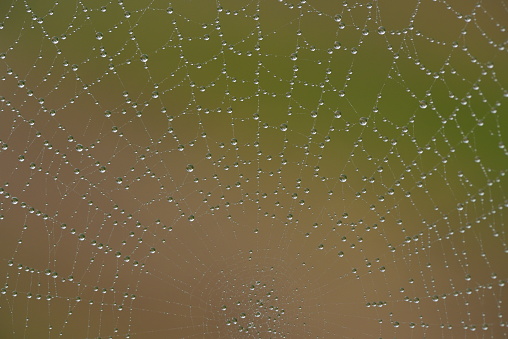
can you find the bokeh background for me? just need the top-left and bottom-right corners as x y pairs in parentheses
(0, 0), (507, 338)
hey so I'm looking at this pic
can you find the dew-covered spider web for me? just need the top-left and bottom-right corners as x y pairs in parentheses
(0, 0), (507, 337)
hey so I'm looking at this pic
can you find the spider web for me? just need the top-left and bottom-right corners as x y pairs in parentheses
(0, 0), (507, 338)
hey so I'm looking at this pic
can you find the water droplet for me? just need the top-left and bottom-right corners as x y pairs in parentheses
(116, 177), (123, 184)
(76, 144), (84, 152)
(186, 164), (194, 172)
(419, 100), (428, 109)
(280, 123), (288, 131)
(51, 36), (59, 44)
(96, 32), (103, 40)
(377, 26), (386, 35)
(359, 117), (368, 126)
(140, 54), (148, 63)
(339, 174), (347, 182)
(17, 80), (25, 88)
